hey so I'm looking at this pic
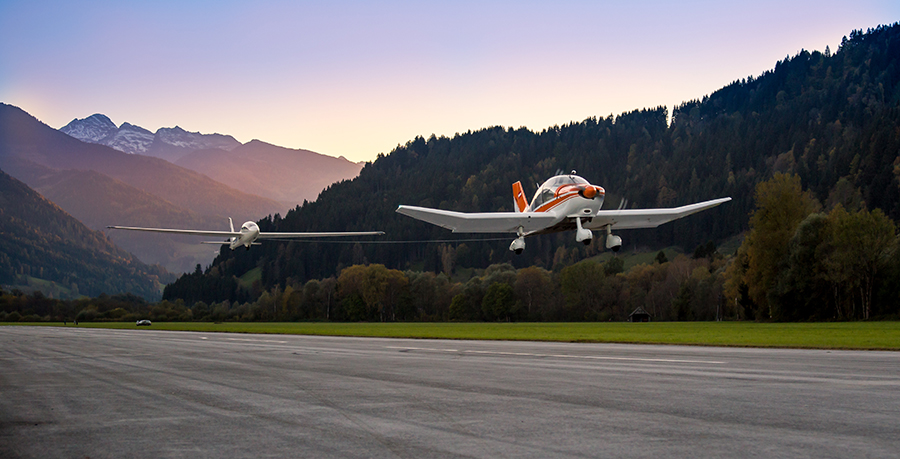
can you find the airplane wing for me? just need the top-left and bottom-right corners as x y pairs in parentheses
(396, 205), (559, 233)
(583, 197), (732, 230)
(256, 231), (384, 239)
(107, 226), (384, 238)
(106, 226), (240, 237)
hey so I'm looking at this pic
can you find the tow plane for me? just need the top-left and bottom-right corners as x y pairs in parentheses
(108, 218), (384, 250)
(397, 171), (730, 254)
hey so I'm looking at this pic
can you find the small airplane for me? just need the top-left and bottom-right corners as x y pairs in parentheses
(397, 171), (730, 254)
(108, 218), (384, 250)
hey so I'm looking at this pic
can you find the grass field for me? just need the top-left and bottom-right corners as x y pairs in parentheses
(4, 321), (899, 350)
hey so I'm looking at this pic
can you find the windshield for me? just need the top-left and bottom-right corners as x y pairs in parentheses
(530, 175), (589, 209)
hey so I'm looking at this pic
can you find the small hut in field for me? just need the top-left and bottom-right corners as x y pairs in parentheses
(628, 307), (651, 322)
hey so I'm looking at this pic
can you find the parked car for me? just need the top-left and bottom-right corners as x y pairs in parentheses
(136, 319), (152, 326)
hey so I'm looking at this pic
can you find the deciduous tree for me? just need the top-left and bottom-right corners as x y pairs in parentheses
(743, 173), (820, 318)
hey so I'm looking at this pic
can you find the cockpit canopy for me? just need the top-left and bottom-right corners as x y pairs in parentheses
(530, 175), (590, 210)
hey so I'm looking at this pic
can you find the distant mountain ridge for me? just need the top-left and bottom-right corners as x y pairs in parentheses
(176, 140), (364, 205)
(0, 155), (225, 272)
(60, 114), (364, 205)
(61, 114), (241, 162)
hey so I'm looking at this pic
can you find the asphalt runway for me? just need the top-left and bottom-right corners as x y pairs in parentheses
(1, 326), (898, 458)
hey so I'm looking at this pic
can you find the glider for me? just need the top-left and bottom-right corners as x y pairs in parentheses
(108, 218), (384, 250)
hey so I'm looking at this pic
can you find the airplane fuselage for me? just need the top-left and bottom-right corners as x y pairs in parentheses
(524, 174), (605, 220)
(506, 174), (605, 252)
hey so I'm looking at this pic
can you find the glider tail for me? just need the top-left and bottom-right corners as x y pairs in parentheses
(228, 217), (237, 244)
(512, 181), (528, 213)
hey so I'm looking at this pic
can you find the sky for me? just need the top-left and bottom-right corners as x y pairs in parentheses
(1, 1), (898, 163)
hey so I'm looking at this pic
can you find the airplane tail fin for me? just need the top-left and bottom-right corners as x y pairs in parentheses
(229, 217), (235, 233)
(512, 181), (528, 213)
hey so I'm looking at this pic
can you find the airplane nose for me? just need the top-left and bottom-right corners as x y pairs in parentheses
(582, 186), (597, 199)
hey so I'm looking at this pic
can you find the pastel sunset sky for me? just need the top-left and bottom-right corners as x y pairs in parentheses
(2, 1), (898, 162)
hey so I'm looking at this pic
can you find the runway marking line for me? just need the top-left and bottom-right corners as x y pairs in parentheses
(385, 346), (726, 364)
(224, 337), (288, 344)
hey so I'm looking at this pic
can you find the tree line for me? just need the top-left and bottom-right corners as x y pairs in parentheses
(0, 255), (725, 323)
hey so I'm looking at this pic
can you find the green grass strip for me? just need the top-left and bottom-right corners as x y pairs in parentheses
(4, 321), (900, 350)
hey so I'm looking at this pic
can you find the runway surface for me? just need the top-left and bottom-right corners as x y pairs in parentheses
(1, 326), (898, 458)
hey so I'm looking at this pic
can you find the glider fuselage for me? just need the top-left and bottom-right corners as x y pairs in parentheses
(230, 221), (261, 249)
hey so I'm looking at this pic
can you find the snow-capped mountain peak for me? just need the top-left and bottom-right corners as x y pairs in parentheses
(58, 114), (240, 159)
(60, 114), (117, 143)
(106, 123), (155, 154)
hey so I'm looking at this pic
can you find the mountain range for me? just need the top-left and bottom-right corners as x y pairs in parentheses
(174, 140), (363, 205)
(61, 114), (241, 161)
(60, 114), (364, 206)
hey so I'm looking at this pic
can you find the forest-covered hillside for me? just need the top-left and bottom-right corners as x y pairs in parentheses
(0, 170), (171, 299)
(167, 23), (900, 305)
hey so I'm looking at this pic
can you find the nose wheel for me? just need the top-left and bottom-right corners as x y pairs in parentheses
(575, 217), (592, 245)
